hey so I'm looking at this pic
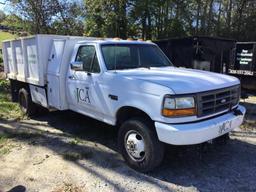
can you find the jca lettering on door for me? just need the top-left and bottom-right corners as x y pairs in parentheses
(75, 87), (91, 104)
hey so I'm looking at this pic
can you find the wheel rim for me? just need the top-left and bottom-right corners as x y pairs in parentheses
(124, 130), (146, 162)
(20, 93), (27, 112)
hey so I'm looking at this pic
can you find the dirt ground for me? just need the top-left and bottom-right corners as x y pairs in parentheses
(0, 98), (256, 192)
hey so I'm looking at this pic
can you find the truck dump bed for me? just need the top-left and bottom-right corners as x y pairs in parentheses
(2, 35), (84, 86)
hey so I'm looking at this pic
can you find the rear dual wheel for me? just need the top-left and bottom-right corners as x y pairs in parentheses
(18, 88), (36, 116)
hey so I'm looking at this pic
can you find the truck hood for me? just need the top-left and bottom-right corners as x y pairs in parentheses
(117, 67), (240, 94)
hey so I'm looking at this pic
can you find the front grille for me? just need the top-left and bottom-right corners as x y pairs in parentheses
(197, 85), (240, 117)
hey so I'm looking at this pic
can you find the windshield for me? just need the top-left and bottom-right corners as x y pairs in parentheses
(101, 44), (173, 70)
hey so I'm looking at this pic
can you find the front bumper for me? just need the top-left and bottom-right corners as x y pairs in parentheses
(155, 105), (246, 145)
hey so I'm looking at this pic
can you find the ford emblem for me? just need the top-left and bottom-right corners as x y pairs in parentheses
(221, 99), (226, 103)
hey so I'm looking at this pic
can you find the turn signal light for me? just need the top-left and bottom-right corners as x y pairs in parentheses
(162, 108), (196, 117)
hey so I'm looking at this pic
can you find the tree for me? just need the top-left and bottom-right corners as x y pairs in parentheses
(1, 14), (28, 31)
(0, 10), (6, 23)
(4, 0), (256, 41)
(84, 0), (128, 38)
(9, 0), (57, 33)
(50, 0), (85, 35)
(8, 0), (84, 35)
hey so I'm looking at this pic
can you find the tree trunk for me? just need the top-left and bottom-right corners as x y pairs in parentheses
(216, 1), (222, 35)
(226, 0), (232, 35)
(236, 0), (247, 39)
(196, 0), (201, 35)
(207, 0), (214, 34)
(201, 0), (209, 35)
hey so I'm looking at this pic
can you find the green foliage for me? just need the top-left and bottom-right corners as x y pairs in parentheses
(0, 31), (18, 49)
(0, 79), (23, 120)
(3, 0), (256, 41)
(83, 0), (256, 41)
(0, 30), (18, 66)
(0, 31), (18, 42)
(0, 79), (10, 92)
(0, 134), (8, 145)
(62, 150), (93, 161)
(84, 0), (127, 38)
(1, 15), (27, 32)
(0, 10), (6, 23)
(0, 133), (11, 156)
(7, 0), (84, 35)
(51, 2), (85, 36)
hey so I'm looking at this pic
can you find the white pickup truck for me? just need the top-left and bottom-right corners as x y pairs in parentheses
(2, 35), (246, 172)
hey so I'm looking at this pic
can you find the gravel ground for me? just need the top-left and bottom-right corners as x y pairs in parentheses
(0, 100), (255, 192)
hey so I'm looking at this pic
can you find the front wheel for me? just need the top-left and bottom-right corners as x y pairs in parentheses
(118, 118), (164, 172)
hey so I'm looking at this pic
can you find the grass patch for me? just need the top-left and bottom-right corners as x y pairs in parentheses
(2, 130), (42, 141)
(0, 79), (23, 120)
(0, 133), (12, 156)
(0, 30), (18, 66)
(0, 31), (18, 49)
(0, 131), (42, 156)
(14, 132), (42, 140)
(53, 183), (83, 192)
(68, 138), (82, 145)
(240, 120), (256, 131)
(0, 133), (9, 144)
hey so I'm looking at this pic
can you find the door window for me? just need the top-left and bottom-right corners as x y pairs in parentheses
(75, 45), (100, 73)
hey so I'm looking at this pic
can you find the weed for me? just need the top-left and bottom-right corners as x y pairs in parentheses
(0, 133), (12, 156)
(0, 133), (8, 146)
(68, 138), (82, 146)
(53, 182), (83, 192)
(62, 150), (93, 161)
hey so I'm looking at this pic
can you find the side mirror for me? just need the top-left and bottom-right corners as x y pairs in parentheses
(70, 61), (83, 71)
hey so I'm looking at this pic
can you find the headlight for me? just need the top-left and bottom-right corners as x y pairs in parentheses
(162, 96), (196, 117)
(175, 97), (195, 109)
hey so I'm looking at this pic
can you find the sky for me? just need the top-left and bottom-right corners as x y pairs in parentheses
(0, 3), (4, 12)
(0, 1), (10, 14)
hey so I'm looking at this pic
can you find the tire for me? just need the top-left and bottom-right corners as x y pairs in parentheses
(18, 88), (36, 116)
(118, 117), (165, 172)
(10, 80), (18, 102)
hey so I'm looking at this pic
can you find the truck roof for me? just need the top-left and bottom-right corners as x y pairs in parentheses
(2, 34), (155, 46)
(77, 39), (156, 45)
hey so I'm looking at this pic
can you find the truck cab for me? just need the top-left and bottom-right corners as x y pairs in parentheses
(2, 35), (246, 172)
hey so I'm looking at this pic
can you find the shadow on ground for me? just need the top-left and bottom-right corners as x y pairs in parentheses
(1, 110), (256, 192)
(240, 101), (256, 120)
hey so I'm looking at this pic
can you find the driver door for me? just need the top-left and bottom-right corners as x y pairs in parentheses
(66, 44), (102, 118)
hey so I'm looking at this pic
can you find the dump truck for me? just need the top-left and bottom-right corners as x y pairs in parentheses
(155, 36), (236, 74)
(2, 35), (246, 172)
(229, 41), (256, 92)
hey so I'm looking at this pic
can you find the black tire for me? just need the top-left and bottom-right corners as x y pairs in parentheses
(10, 79), (19, 102)
(118, 117), (165, 172)
(18, 88), (36, 116)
